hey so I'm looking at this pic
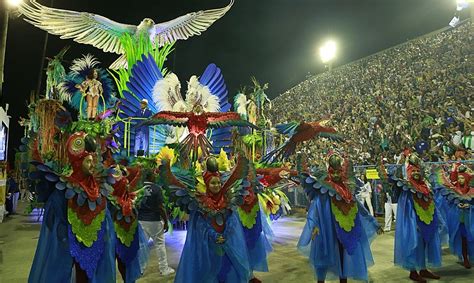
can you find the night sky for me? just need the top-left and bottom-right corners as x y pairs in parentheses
(1, 0), (462, 163)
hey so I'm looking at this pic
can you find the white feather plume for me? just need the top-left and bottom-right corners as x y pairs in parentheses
(70, 54), (100, 75)
(233, 93), (248, 120)
(152, 72), (184, 111)
(57, 54), (100, 103)
(185, 75), (220, 112)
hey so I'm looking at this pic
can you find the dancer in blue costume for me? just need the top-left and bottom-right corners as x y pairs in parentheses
(391, 153), (442, 282)
(160, 155), (251, 283)
(109, 165), (150, 282)
(237, 166), (274, 283)
(432, 163), (474, 269)
(298, 151), (381, 283)
(29, 132), (116, 283)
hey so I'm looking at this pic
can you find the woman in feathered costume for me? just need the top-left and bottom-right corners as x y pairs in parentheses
(60, 54), (116, 120)
(433, 163), (474, 269)
(391, 153), (443, 282)
(76, 69), (103, 119)
(160, 155), (251, 283)
(297, 151), (381, 283)
(29, 132), (116, 282)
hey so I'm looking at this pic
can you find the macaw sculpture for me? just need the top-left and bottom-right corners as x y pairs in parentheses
(263, 120), (343, 162)
(139, 108), (258, 160)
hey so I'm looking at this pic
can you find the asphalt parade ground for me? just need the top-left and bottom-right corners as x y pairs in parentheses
(1, 204), (473, 283)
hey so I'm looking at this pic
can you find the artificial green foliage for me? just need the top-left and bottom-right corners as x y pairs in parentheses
(109, 33), (174, 98)
(330, 199), (358, 232)
(134, 155), (159, 170)
(413, 198), (435, 225)
(67, 207), (106, 247)
(254, 161), (283, 169)
(70, 120), (113, 138)
(114, 218), (138, 247)
(242, 133), (263, 147)
(237, 203), (259, 229)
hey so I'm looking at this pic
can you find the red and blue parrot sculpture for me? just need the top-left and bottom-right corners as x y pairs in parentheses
(263, 120), (343, 162)
(139, 110), (258, 160)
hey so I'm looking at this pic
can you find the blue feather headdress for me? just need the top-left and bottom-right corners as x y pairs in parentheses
(59, 54), (116, 117)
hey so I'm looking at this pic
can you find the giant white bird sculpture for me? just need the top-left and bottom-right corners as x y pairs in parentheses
(19, 0), (234, 69)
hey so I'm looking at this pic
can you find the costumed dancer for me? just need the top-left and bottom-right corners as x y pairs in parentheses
(391, 153), (443, 282)
(109, 165), (150, 282)
(76, 69), (103, 120)
(160, 155), (251, 283)
(298, 151), (381, 283)
(433, 163), (474, 269)
(29, 132), (116, 283)
(235, 159), (274, 283)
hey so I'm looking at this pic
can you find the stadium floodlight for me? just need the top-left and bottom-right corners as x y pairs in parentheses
(457, 0), (469, 10)
(319, 40), (337, 64)
(6, 0), (24, 7)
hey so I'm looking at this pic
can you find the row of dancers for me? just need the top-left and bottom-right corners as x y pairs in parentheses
(27, 130), (472, 282)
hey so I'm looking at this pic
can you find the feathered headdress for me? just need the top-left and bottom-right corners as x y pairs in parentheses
(185, 75), (220, 113)
(152, 72), (183, 111)
(59, 54), (116, 115)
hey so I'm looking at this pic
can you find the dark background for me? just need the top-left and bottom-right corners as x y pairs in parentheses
(1, 0), (463, 164)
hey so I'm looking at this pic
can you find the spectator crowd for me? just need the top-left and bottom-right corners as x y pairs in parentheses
(269, 21), (473, 165)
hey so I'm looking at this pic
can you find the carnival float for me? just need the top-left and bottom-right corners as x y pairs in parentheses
(13, 0), (324, 282)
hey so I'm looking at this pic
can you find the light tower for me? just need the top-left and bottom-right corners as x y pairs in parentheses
(319, 40), (337, 72)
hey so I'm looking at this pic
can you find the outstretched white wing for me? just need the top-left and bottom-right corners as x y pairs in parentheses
(153, 0), (234, 46)
(19, 0), (136, 54)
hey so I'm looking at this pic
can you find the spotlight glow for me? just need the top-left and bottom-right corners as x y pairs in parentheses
(7, 0), (24, 7)
(319, 40), (337, 63)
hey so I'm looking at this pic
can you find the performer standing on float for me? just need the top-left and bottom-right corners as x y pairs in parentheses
(134, 99), (152, 156)
(391, 153), (442, 282)
(298, 151), (381, 283)
(433, 163), (474, 269)
(160, 155), (251, 283)
(76, 69), (103, 120)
